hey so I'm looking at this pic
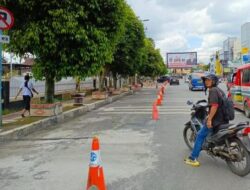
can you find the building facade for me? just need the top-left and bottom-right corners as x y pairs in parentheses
(233, 38), (241, 61)
(223, 37), (240, 64)
(241, 22), (250, 50)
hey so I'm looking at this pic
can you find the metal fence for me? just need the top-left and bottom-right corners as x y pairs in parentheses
(10, 77), (126, 99)
(10, 77), (96, 98)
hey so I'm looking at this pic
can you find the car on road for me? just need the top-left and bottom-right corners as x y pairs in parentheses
(228, 63), (250, 118)
(188, 73), (205, 91)
(185, 74), (190, 83)
(169, 76), (180, 85)
(157, 76), (170, 83)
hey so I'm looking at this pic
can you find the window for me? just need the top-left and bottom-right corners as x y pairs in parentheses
(191, 74), (203, 79)
(232, 73), (237, 83)
(227, 74), (233, 82)
(242, 69), (250, 83)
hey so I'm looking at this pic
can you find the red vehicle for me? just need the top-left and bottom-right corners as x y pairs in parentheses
(226, 73), (234, 91)
(229, 64), (250, 118)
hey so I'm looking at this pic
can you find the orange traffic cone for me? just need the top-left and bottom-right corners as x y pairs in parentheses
(158, 91), (163, 101)
(164, 81), (168, 86)
(162, 85), (165, 94)
(152, 102), (159, 120)
(156, 94), (162, 106)
(86, 137), (106, 190)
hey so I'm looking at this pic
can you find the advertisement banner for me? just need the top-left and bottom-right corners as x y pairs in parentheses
(167, 52), (197, 68)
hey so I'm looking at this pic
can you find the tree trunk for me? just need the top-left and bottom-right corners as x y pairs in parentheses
(113, 73), (117, 89)
(129, 76), (132, 85)
(130, 76), (135, 85)
(93, 78), (97, 90)
(98, 71), (105, 91)
(119, 77), (122, 88)
(109, 75), (112, 88)
(75, 77), (80, 92)
(45, 74), (55, 103)
(134, 74), (137, 85)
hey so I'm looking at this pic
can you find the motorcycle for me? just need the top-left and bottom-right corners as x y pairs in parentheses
(183, 99), (250, 176)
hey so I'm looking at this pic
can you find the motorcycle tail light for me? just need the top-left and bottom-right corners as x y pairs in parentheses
(242, 127), (250, 136)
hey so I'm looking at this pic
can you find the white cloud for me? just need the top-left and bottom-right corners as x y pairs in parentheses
(200, 33), (226, 49)
(127, 0), (250, 63)
(196, 33), (226, 62)
(156, 33), (188, 59)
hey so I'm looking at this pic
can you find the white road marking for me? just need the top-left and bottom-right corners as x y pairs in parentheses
(98, 106), (243, 115)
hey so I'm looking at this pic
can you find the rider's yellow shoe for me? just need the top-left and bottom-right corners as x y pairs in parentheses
(184, 157), (200, 167)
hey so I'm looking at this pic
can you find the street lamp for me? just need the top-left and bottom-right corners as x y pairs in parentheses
(140, 19), (149, 31)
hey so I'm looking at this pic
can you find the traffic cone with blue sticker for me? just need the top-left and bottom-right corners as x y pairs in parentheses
(86, 136), (106, 190)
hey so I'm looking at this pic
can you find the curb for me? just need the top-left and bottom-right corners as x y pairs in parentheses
(0, 90), (133, 141)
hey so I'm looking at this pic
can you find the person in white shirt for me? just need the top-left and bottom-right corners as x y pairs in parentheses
(15, 74), (39, 117)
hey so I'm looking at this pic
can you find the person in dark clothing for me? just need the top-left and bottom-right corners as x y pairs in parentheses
(15, 74), (39, 117)
(184, 74), (229, 167)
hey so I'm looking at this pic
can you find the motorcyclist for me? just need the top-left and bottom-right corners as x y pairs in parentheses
(184, 73), (229, 167)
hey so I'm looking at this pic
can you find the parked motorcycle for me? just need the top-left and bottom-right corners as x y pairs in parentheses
(183, 99), (250, 176)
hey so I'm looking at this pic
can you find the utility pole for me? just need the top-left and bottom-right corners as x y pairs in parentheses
(0, 6), (15, 128)
(0, 29), (2, 127)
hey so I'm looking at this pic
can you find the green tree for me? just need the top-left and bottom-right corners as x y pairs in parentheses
(139, 38), (167, 78)
(3, 0), (126, 102)
(109, 5), (145, 87)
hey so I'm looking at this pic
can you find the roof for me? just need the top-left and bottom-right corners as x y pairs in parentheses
(22, 58), (35, 65)
(2, 63), (31, 68)
(237, 63), (250, 70)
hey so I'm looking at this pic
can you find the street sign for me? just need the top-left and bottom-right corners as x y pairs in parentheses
(0, 7), (14, 128)
(0, 6), (14, 30)
(242, 47), (249, 54)
(243, 54), (250, 62)
(0, 34), (9, 43)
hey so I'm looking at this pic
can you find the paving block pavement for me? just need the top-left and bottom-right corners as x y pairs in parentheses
(0, 91), (134, 141)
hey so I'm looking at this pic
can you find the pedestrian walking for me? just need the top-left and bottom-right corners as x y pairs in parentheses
(15, 74), (39, 117)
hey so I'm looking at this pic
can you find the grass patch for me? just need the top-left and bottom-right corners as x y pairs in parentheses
(63, 105), (80, 112)
(3, 109), (19, 115)
(2, 116), (45, 131)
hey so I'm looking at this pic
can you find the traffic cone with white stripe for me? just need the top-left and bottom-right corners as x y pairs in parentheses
(86, 137), (106, 190)
(156, 94), (162, 106)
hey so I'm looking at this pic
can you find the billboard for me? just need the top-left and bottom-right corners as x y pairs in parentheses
(167, 52), (197, 68)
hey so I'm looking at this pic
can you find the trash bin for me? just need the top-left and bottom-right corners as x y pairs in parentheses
(73, 93), (85, 106)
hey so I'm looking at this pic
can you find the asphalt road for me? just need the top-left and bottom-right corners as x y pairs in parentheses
(1, 80), (250, 190)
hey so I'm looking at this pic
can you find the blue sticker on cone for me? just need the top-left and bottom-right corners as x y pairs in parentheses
(90, 152), (97, 162)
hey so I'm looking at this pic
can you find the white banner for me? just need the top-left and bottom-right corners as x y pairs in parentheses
(167, 52), (197, 68)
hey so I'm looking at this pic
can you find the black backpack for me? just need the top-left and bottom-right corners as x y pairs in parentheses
(215, 87), (235, 121)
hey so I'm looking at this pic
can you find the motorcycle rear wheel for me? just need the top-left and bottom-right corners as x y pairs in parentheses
(226, 138), (250, 177)
(183, 125), (196, 150)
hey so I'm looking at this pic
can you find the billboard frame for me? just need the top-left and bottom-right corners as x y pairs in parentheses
(166, 52), (197, 68)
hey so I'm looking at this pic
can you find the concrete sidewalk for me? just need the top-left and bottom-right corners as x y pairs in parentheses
(3, 111), (23, 124)
(0, 91), (133, 141)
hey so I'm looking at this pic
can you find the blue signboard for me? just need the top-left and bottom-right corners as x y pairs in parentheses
(243, 55), (250, 62)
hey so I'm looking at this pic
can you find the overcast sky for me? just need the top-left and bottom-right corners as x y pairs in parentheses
(127, 0), (250, 63)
